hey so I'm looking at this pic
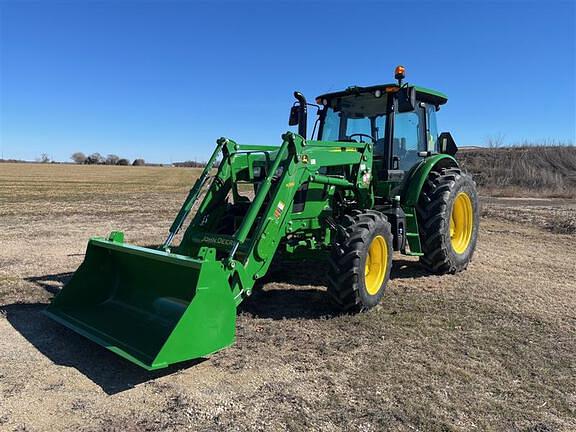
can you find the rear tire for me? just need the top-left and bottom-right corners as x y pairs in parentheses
(416, 167), (479, 274)
(328, 210), (393, 312)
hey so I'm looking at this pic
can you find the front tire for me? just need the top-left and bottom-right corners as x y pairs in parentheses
(328, 210), (393, 312)
(417, 167), (479, 274)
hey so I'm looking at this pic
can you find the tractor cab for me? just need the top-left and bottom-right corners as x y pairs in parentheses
(290, 66), (456, 189)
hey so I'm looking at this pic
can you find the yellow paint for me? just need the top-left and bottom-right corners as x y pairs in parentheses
(365, 235), (388, 295)
(328, 147), (358, 152)
(450, 192), (474, 254)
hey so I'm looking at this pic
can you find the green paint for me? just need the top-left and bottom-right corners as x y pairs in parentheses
(402, 154), (458, 207)
(317, 83), (448, 106)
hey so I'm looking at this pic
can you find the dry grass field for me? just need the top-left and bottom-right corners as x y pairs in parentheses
(1, 163), (575, 431)
(459, 145), (576, 199)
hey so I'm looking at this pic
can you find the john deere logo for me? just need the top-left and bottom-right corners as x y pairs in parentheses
(201, 236), (234, 246)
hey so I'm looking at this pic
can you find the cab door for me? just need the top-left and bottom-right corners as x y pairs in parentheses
(390, 105), (427, 176)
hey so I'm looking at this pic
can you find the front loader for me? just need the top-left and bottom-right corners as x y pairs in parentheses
(46, 66), (479, 370)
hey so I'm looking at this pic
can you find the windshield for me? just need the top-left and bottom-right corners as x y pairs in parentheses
(320, 93), (388, 150)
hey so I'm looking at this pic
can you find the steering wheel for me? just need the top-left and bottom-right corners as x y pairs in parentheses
(348, 133), (374, 143)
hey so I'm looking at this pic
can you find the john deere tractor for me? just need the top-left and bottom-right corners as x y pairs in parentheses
(46, 66), (479, 370)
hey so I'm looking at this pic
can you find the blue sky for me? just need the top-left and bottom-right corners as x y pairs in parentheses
(1, 0), (574, 163)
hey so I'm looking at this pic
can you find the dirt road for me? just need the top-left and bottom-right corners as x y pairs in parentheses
(1, 163), (575, 431)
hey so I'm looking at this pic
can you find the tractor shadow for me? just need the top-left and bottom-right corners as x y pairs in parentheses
(240, 287), (338, 319)
(1, 303), (202, 395)
(240, 259), (338, 319)
(3, 272), (204, 395)
(390, 259), (431, 279)
(25, 271), (73, 296)
(240, 258), (430, 319)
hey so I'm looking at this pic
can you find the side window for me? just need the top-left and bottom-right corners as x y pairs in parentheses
(426, 104), (439, 151)
(393, 108), (425, 171)
(374, 115), (386, 157)
(321, 108), (340, 141)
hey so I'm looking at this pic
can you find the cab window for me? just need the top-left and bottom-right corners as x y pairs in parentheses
(319, 92), (389, 143)
(321, 108), (340, 142)
(426, 104), (439, 151)
(346, 117), (371, 138)
(393, 108), (425, 171)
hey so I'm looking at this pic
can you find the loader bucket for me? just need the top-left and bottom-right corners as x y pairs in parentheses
(45, 238), (236, 370)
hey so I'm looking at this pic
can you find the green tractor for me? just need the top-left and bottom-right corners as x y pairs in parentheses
(46, 66), (479, 370)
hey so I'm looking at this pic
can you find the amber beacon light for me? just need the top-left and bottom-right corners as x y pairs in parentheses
(395, 65), (406, 85)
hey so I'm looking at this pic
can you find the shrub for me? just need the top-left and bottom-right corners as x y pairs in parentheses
(105, 154), (120, 165)
(85, 153), (104, 165)
(71, 152), (86, 164)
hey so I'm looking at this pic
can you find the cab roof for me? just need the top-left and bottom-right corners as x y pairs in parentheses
(317, 83), (448, 107)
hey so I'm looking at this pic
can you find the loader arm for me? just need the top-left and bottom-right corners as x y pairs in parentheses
(176, 132), (374, 304)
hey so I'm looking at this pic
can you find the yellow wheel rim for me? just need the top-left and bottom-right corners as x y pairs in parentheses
(450, 192), (474, 254)
(365, 235), (388, 295)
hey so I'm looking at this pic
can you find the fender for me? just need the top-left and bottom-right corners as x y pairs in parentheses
(401, 154), (458, 207)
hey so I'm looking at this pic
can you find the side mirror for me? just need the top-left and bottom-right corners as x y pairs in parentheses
(397, 86), (416, 113)
(438, 132), (458, 156)
(288, 105), (300, 126)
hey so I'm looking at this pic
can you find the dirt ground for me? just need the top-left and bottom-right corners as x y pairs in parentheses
(1, 163), (575, 431)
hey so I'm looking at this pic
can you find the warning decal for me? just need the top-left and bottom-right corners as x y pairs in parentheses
(274, 201), (285, 219)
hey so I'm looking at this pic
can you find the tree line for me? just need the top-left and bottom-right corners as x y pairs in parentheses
(172, 160), (209, 167)
(71, 152), (145, 166)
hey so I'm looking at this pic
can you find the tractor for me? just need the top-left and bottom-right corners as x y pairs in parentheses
(46, 66), (479, 370)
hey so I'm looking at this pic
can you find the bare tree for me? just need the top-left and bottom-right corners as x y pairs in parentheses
(117, 158), (130, 166)
(106, 154), (120, 165)
(132, 158), (145, 166)
(39, 153), (50, 163)
(485, 133), (506, 148)
(71, 152), (86, 164)
(86, 152), (104, 164)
